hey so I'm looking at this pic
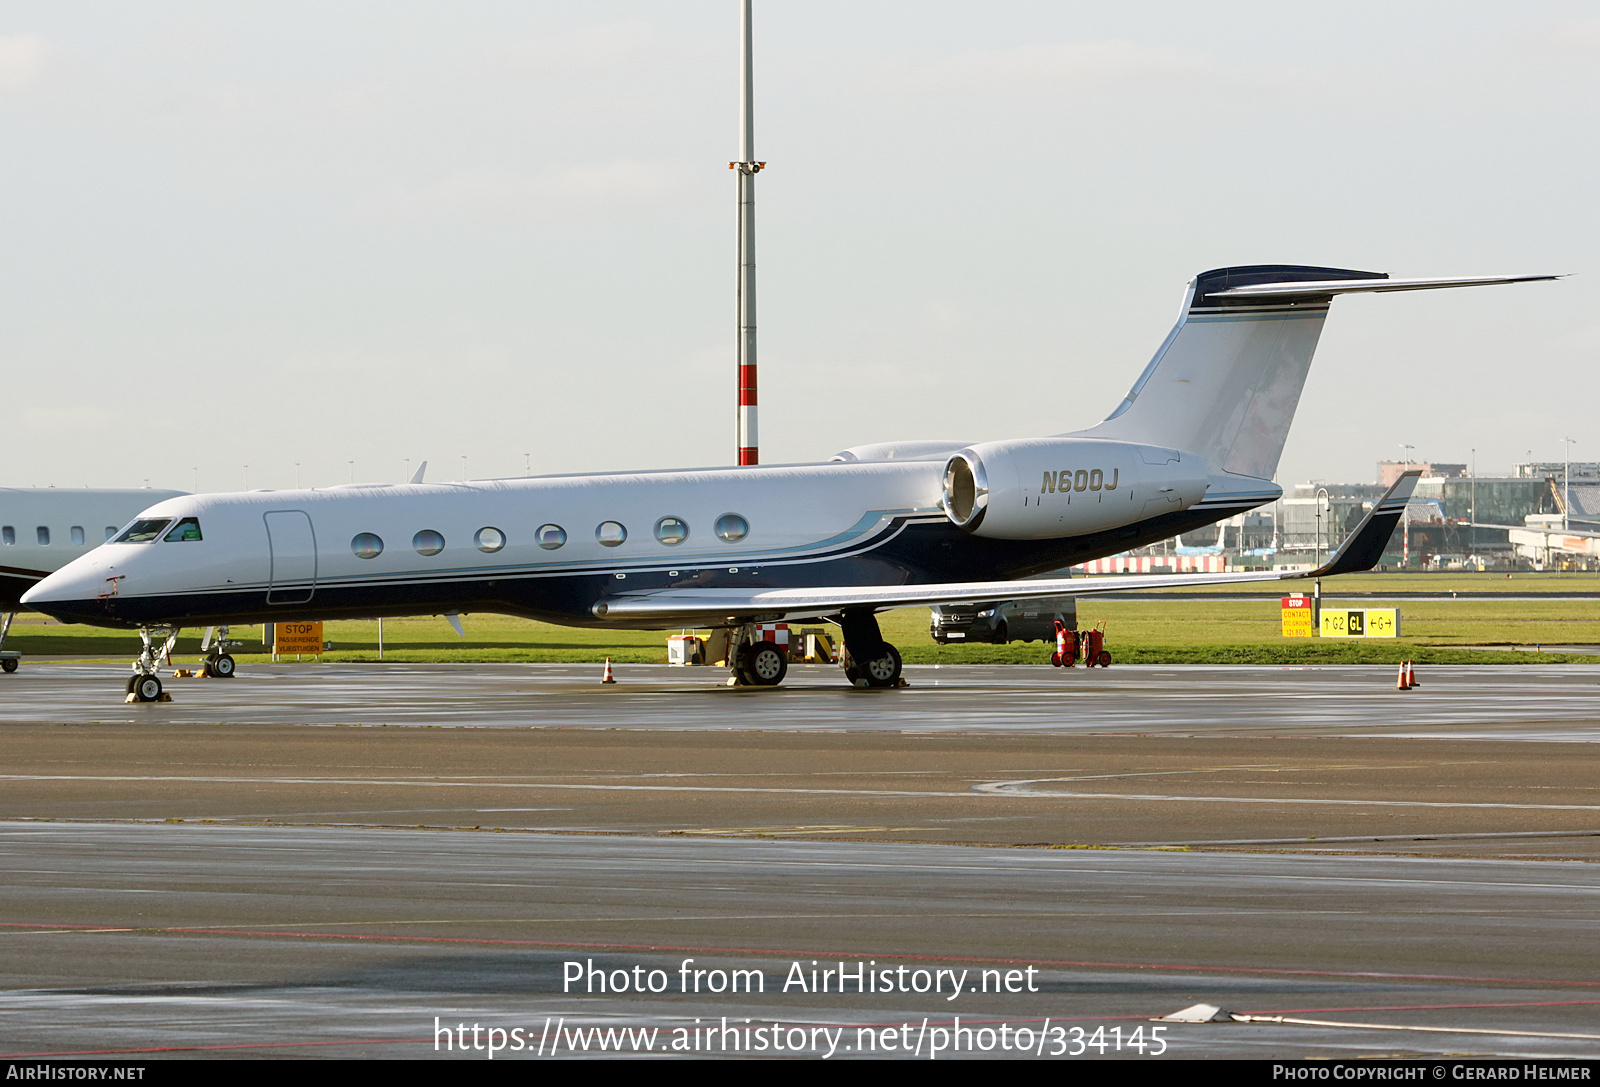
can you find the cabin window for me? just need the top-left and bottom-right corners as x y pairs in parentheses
(1, 527), (12, 545)
(536, 524), (566, 550)
(36, 527), (49, 546)
(114, 519), (171, 544)
(654, 517), (689, 545)
(714, 513), (749, 543)
(475, 527), (506, 553)
(104, 526), (117, 541)
(70, 526), (85, 546)
(596, 521), (627, 547)
(351, 533), (383, 559)
(413, 529), (445, 556)
(163, 518), (202, 542)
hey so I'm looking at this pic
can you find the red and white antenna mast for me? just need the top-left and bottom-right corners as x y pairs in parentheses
(731, 0), (763, 465)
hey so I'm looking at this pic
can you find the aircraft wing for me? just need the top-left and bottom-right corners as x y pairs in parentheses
(592, 472), (1422, 624)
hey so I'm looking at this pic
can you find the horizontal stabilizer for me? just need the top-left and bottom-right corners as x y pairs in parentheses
(1210, 274), (1560, 299)
(591, 472), (1423, 624)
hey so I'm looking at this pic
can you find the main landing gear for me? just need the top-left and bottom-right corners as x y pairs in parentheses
(838, 610), (903, 689)
(200, 626), (239, 679)
(126, 626), (179, 702)
(726, 624), (788, 688)
(722, 612), (904, 691)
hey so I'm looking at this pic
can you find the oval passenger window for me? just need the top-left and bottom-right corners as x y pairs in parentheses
(351, 533), (384, 559)
(714, 513), (749, 543)
(413, 530), (445, 556)
(654, 517), (689, 545)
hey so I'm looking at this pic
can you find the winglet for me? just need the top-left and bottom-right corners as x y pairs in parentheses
(1298, 470), (1422, 579)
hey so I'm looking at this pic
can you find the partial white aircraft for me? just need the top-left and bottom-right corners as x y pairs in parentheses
(23, 265), (1553, 700)
(0, 487), (187, 672)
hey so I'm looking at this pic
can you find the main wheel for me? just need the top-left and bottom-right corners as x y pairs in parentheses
(739, 640), (788, 687)
(125, 674), (140, 695)
(209, 653), (236, 679)
(847, 643), (902, 688)
(1, 658), (16, 674)
(133, 674), (163, 702)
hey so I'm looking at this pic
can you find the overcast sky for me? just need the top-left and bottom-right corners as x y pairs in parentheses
(2, 2), (1595, 492)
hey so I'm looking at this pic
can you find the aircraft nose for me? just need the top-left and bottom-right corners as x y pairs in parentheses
(20, 564), (117, 624)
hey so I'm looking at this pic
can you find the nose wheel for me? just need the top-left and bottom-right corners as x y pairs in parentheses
(125, 625), (179, 702)
(127, 673), (164, 702)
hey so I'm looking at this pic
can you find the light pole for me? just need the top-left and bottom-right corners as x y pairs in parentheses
(1562, 437), (1576, 530)
(1314, 486), (1329, 630)
(1314, 487), (1330, 567)
(732, 0), (762, 466)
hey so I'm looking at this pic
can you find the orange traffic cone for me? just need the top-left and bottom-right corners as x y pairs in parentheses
(601, 658), (616, 684)
(1396, 662), (1411, 690)
(1406, 660), (1419, 688)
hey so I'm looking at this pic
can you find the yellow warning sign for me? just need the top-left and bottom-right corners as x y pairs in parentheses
(274, 621), (324, 655)
(1280, 596), (1314, 638)
(1319, 608), (1399, 638)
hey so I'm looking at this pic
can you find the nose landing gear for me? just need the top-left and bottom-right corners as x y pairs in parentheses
(125, 626), (178, 703)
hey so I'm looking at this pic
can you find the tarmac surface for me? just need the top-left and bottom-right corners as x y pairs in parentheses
(0, 660), (1598, 1060)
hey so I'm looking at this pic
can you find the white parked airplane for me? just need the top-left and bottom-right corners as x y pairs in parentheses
(0, 487), (187, 672)
(22, 265), (1553, 700)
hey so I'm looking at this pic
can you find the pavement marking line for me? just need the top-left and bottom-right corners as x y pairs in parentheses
(0, 1037), (432, 1059)
(1248, 1000), (1600, 1014)
(1233, 1012), (1600, 1042)
(6, 773), (1600, 813)
(0, 774), (970, 799)
(975, 779), (1600, 811)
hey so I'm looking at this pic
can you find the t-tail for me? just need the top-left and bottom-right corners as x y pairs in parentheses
(1081, 265), (1558, 482)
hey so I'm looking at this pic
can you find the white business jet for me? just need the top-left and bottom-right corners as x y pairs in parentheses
(23, 265), (1553, 701)
(0, 487), (186, 673)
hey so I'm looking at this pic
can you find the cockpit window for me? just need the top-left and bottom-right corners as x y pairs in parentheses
(114, 519), (172, 544)
(163, 517), (203, 543)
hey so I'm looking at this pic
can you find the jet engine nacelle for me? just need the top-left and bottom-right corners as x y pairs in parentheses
(942, 437), (1210, 540)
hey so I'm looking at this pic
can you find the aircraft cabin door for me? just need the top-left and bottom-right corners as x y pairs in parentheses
(264, 510), (317, 605)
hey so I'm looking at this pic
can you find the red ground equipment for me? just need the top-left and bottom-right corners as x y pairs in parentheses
(1050, 621), (1079, 667)
(1083, 622), (1112, 668)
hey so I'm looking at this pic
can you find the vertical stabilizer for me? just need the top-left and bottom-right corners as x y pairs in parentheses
(1081, 265), (1386, 481)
